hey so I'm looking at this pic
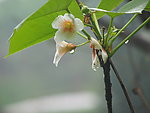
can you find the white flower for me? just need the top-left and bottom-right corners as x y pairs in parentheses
(90, 38), (108, 71)
(52, 13), (84, 43)
(52, 13), (83, 67)
(53, 41), (76, 67)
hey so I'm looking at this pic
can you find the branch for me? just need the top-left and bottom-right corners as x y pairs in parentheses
(96, 51), (112, 113)
(110, 59), (136, 113)
(103, 59), (112, 113)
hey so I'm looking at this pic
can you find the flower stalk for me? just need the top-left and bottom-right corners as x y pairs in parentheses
(109, 14), (138, 45)
(77, 31), (88, 40)
(82, 29), (91, 40)
(76, 40), (90, 47)
(110, 17), (150, 57)
(105, 17), (113, 47)
(93, 13), (103, 38)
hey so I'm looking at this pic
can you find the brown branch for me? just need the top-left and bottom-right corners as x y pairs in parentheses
(110, 59), (136, 113)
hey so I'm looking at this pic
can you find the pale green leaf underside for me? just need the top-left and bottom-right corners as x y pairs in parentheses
(93, 0), (149, 18)
(96, 0), (124, 18)
(8, 0), (82, 56)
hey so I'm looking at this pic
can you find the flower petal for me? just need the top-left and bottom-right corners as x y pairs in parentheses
(90, 38), (102, 50)
(53, 41), (76, 67)
(64, 13), (74, 21)
(92, 55), (100, 71)
(74, 18), (84, 31)
(52, 15), (64, 29)
(54, 30), (76, 43)
(54, 30), (67, 43)
(92, 48), (100, 71)
(53, 41), (68, 67)
(102, 49), (108, 64)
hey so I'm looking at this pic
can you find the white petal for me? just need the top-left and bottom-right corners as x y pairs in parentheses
(57, 41), (68, 47)
(74, 18), (84, 31)
(92, 54), (100, 71)
(53, 50), (60, 67)
(54, 30), (67, 43)
(102, 49), (108, 64)
(53, 41), (68, 67)
(90, 38), (102, 50)
(91, 49), (100, 71)
(52, 15), (64, 29)
(64, 13), (74, 21)
(54, 30), (76, 43)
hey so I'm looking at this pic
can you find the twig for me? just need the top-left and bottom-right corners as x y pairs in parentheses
(110, 59), (136, 113)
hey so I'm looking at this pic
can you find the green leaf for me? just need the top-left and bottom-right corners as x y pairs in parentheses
(96, 0), (124, 18)
(92, 0), (149, 18)
(8, 0), (82, 56)
(145, 0), (150, 11)
(117, 0), (149, 13)
(68, 0), (83, 19)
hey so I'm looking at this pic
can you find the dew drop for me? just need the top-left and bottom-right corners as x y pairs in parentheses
(70, 49), (75, 54)
(125, 40), (129, 44)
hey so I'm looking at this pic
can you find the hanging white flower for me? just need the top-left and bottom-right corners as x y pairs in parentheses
(52, 13), (83, 67)
(53, 41), (76, 67)
(52, 13), (84, 43)
(90, 38), (108, 71)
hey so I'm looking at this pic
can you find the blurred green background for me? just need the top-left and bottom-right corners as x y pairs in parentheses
(0, 0), (150, 113)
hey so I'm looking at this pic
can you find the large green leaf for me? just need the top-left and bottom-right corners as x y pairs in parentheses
(92, 0), (149, 18)
(145, 0), (150, 11)
(96, 0), (124, 18)
(68, 0), (83, 19)
(8, 0), (82, 56)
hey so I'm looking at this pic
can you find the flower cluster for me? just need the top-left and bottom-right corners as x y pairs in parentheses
(52, 13), (108, 71)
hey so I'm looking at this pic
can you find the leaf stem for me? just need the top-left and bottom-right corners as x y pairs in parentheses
(76, 40), (90, 47)
(109, 14), (138, 44)
(90, 15), (102, 40)
(77, 32), (88, 40)
(110, 59), (136, 113)
(82, 30), (91, 40)
(110, 17), (150, 57)
(105, 17), (113, 45)
(93, 13), (103, 37)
